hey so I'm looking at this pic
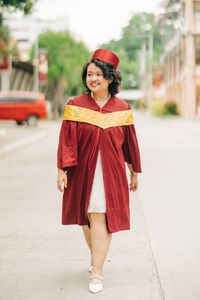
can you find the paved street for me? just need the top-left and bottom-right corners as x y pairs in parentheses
(0, 113), (200, 300)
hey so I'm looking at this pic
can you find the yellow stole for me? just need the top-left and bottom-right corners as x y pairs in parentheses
(63, 105), (134, 129)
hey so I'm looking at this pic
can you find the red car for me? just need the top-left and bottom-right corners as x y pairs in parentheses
(0, 91), (48, 125)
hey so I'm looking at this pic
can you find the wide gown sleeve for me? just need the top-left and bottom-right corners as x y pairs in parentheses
(57, 119), (78, 170)
(122, 124), (142, 173)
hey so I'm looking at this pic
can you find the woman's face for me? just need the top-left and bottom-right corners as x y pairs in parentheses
(86, 63), (111, 94)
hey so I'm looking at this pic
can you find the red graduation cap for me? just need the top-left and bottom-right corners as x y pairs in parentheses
(92, 48), (119, 70)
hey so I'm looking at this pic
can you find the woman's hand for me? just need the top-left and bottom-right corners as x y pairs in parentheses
(57, 169), (67, 192)
(129, 173), (138, 192)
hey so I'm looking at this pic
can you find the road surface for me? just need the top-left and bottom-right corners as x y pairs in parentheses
(0, 114), (200, 299)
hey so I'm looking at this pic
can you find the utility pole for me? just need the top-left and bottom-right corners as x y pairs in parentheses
(33, 37), (38, 92)
(140, 43), (147, 105)
(147, 32), (153, 111)
(139, 31), (153, 111)
(182, 0), (196, 118)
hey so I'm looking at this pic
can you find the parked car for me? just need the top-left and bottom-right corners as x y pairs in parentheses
(0, 91), (48, 125)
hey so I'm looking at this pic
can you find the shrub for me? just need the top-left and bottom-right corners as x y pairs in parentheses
(132, 98), (147, 110)
(164, 101), (179, 115)
(151, 99), (166, 116)
(151, 99), (179, 117)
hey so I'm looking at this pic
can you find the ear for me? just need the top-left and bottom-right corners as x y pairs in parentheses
(109, 77), (113, 84)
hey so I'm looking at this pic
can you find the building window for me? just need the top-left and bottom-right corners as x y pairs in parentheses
(194, 2), (200, 33)
(195, 36), (200, 65)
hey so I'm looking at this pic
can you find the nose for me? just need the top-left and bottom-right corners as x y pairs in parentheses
(90, 74), (98, 81)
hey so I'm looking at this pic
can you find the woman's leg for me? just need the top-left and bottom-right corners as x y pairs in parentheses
(82, 225), (93, 267)
(89, 213), (112, 276)
(82, 225), (92, 253)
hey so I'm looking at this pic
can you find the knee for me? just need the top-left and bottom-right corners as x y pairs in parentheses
(90, 213), (106, 224)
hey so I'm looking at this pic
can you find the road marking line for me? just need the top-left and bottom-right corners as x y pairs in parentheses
(0, 131), (47, 156)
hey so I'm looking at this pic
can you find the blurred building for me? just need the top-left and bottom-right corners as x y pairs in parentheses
(4, 15), (69, 61)
(0, 15), (69, 91)
(159, 0), (200, 118)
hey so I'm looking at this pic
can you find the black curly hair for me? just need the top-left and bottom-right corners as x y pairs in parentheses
(82, 59), (121, 96)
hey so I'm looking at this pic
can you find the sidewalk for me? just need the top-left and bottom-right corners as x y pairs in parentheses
(136, 112), (200, 300)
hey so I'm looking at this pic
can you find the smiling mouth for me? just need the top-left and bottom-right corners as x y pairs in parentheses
(90, 83), (99, 87)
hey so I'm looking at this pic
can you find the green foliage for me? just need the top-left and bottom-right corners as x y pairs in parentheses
(37, 30), (90, 95)
(164, 101), (179, 115)
(0, 0), (33, 56)
(0, 23), (10, 43)
(0, 23), (11, 54)
(151, 99), (179, 117)
(0, 0), (33, 14)
(151, 99), (166, 116)
(0, 0), (33, 32)
(132, 99), (147, 111)
(101, 13), (164, 89)
(99, 45), (138, 89)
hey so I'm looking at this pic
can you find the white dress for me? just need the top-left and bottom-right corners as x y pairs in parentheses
(87, 150), (106, 213)
(87, 92), (109, 213)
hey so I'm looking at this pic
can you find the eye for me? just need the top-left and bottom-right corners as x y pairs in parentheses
(97, 73), (103, 77)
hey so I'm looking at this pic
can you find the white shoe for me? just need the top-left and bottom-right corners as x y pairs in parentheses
(88, 275), (103, 294)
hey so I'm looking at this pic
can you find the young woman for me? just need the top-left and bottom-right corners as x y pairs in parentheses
(57, 48), (142, 294)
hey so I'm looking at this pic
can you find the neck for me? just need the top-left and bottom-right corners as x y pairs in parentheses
(91, 91), (111, 102)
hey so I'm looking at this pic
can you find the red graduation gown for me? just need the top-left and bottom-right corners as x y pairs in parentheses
(57, 93), (142, 233)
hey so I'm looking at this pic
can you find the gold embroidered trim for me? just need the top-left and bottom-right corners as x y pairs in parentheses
(63, 105), (134, 129)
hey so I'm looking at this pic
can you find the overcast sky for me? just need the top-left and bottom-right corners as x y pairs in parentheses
(33, 0), (160, 50)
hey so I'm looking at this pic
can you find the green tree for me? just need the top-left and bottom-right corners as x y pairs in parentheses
(101, 13), (163, 89)
(0, 0), (33, 25)
(0, 23), (10, 53)
(37, 30), (90, 117)
(0, 0), (34, 55)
